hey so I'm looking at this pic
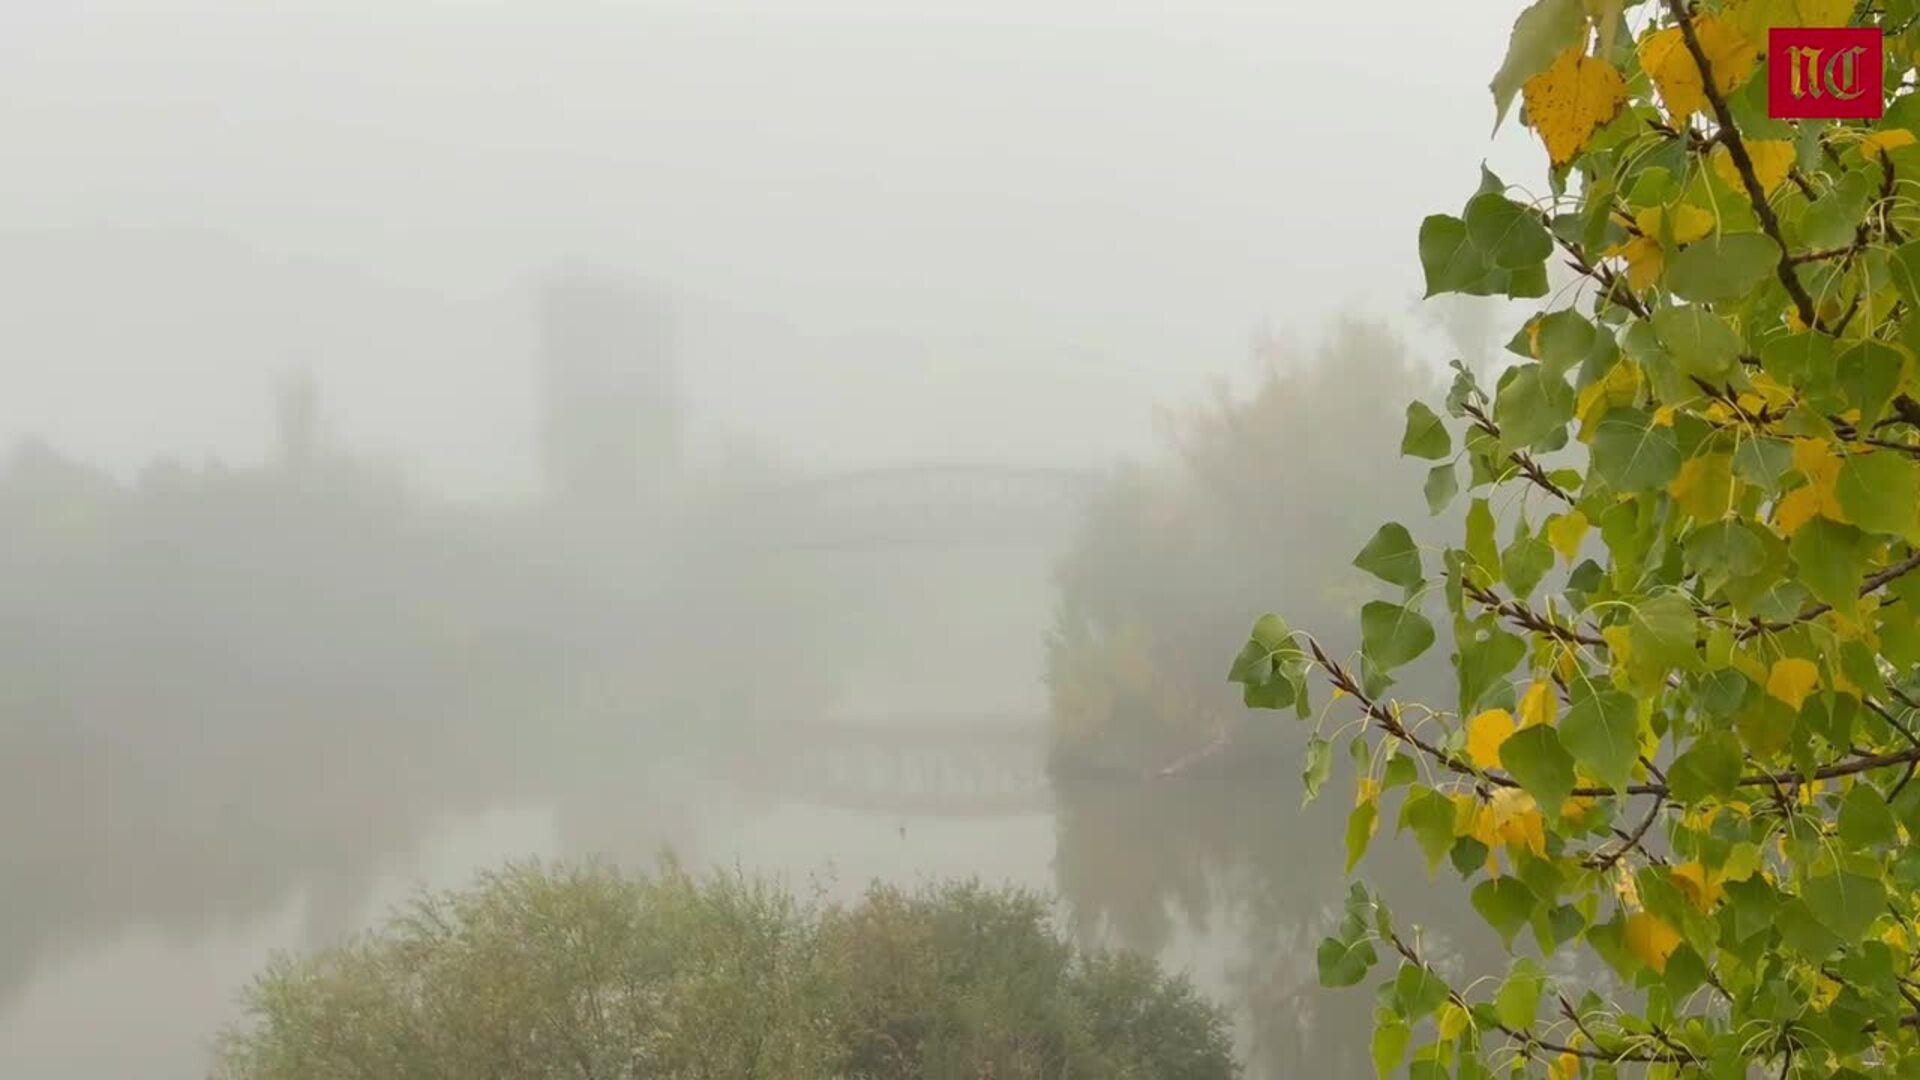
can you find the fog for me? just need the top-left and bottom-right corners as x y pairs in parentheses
(1, 2), (1553, 1078)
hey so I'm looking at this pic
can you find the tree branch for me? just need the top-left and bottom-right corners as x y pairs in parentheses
(1665, 0), (1823, 332)
(1739, 549), (1920, 640)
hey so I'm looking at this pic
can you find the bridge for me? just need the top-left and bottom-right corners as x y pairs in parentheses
(693, 463), (1108, 551)
(722, 713), (1056, 819)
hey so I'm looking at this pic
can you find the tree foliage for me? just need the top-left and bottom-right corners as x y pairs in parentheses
(1048, 321), (1443, 776)
(1233, 1), (1920, 1075)
(210, 860), (1239, 1080)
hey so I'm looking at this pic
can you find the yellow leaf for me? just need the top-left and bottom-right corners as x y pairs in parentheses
(1615, 235), (1664, 292)
(1476, 787), (1548, 858)
(1774, 485), (1823, 536)
(1884, 923), (1909, 951)
(1625, 912), (1683, 973)
(1640, 17), (1758, 123)
(1547, 511), (1589, 565)
(1671, 863), (1725, 912)
(1602, 624), (1635, 672)
(1652, 404), (1677, 427)
(1467, 709), (1517, 770)
(1437, 1000), (1471, 1040)
(1576, 360), (1643, 441)
(1635, 203), (1716, 248)
(1767, 657), (1820, 711)
(1356, 776), (1380, 807)
(1454, 792), (1493, 844)
(1862, 129), (1918, 160)
(1549, 1051), (1581, 1080)
(1712, 139), (1796, 197)
(1615, 868), (1642, 909)
(1519, 679), (1560, 728)
(1669, 453), (1736, 523)
(1748, 371), (1796, 410)
(1813, 973), (1842, 1010)
(1777, 437), (1848, 533)
(1560, 796), (1593, 821)
(1523, 46), (1629, 168)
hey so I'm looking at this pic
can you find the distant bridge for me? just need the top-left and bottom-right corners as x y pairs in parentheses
(725, 713), (1055, 819)
(698, 464), (1106, 551)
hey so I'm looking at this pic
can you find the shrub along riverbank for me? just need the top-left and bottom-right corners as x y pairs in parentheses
(211, 858), (1241, 1080)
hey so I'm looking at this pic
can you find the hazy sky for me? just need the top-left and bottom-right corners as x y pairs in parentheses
(2, 1), (1545, 494)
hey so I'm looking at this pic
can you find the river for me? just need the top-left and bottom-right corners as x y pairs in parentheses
(0, 484), (1488, 1079)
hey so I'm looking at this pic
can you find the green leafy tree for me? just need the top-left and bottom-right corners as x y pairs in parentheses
(210, 859), (1240, 1080)
(1231, 1), (1920, 1075)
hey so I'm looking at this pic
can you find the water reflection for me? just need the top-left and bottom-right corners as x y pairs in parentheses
(1051, 763), (1499, 1078)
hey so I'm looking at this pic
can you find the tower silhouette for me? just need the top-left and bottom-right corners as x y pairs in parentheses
(535, 272), (681, 508)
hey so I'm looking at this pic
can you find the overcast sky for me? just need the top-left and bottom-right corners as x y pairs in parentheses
(1, 0), (1547, 494)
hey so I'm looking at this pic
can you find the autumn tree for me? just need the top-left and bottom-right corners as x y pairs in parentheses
(1230, 1), (1920, 1075)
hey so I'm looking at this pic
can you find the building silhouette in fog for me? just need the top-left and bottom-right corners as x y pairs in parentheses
(535, 272), (681, 507)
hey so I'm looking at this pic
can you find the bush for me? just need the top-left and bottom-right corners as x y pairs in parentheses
(211, 859), (1240, 1080)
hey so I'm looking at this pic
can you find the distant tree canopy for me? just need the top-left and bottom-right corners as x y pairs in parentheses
(1045, 318), (1449, 776)
(210, 860), (1240, 1080)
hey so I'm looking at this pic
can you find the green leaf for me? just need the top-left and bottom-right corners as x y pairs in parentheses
(1666, 234), (1781, 304)
(1493, 958), (1545, 1030)
(1393, 963), (1450, 1021)
(1501, 533), (1554, 599)
(1837, 451), (1919, 539)
(1489, 0), (1589, 132)
(1733, 435), (1794, 491)
(1802, 870), (1888, 941)
(1361, 601), (1435, 672)
(1354, 523), (1424, 590)
(1790, 516), (1870, 619)
(1561, 679), (1640, 792)
(1424, 462), (1459, 514)
(1839, 782), (1899, 847)
(1499, 725), (1577, 813)
(1628, 592), (1701, 673)
(1891, 238), (1920, 310)
(1466, 498), (1500, 580)
(1466, 192), (1553, 270)
(1371, 1017), (1411, 1079)
(1837, 339), (1907, 430)
(1761, 331), (1837, 396)
(1684, 519), (1768, 587)
(1666, 731), (1742, 805)
(1229, 614), (1303, 710)
(1402, 400), (1453, 460)
(1346, 799), (1378, 874)
(1471, 876), (1539, 947)
(1455, 621), (1528, 718)
(1651, 306), (1743, 380)
(1494, 364), (1574, 454)
(1302, 736), (1333, 807)
(1591, 407), (1681, 493)
(1400, 788), (1457, 874)
(1316, 936), (1378, 988)
(1419, 214), (1492, 297)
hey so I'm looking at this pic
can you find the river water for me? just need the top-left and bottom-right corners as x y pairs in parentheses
(0, 516), (1486, 1080)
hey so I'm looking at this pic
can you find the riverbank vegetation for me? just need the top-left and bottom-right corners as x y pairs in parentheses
(1044, 318), (1449, 778)
(210, 859), (1240, 1080)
